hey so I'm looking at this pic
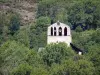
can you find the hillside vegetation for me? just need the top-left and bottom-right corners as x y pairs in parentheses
(0, 0), (37, 25)
(0, 0), (100, 75)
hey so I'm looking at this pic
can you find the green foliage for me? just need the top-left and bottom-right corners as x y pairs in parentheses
(75, 25), (83, 32)
(13, 28), (30, 47)
(72, 29), (100, 74)
(0, 0), (100, 75)
(30, 16), (51, 49)
(0, 12), (9, 44)
(91, 29), (100, 44)
(9, 14), (21, 35)
(0, 12), (4, 34)
(50, 58), (94, 75)
(0, 41), (37, 75)
(72, 30), (95, 51)
(31, 66), (50, 75)
(36, 16), (51, 32)
(11, 63), (32, 75)
(86, 44), (100, 75)
(37, 0), (72, 23)
(0, 0), (10, 3)
(77, 59), (94, 75)
(38, 0), (100, 29)
(0, 12), (21, 45)
(41, 43), (75, 66)
(68, 0), (100, 30)
(72, 29), (100, 52)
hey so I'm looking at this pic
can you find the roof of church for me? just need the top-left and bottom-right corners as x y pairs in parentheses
(70, 43), (84, 54)
(48, 21), (70, 28)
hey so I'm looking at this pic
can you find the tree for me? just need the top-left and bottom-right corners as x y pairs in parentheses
(68, 0), (100, 30)
(0, 41), (37, 75)
(72, 30), (95, 52)
(86, 44), (100, 75)
(29, 16), (51, 49)
(75, 25), (83, 32)
(31, 66), (50, 75)
(37, 0), (73, 23)
(9, 14), (21, 35)
(36, 16), (51, 31)
(11, 63), (32, 75)
(0, 12), (4, 34)
(91, 29), (100, 44)
(50, 58), (94, 75)
(40, 43), (75, 66)
(13, 28), (30, 47)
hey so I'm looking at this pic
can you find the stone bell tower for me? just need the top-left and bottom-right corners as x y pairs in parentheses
(47, 21), (72, 46)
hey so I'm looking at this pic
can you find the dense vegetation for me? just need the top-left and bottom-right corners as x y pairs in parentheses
(0, 0), (100, 75)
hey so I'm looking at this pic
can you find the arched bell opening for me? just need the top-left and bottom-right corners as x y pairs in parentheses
(59, 27), (62, 36)
(64, 27), (67, 36)
(51, 27), (53, 36)
(54, 27), (56, 36)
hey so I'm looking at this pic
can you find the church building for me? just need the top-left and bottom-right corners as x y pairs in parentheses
(47, 21), (72, 47)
